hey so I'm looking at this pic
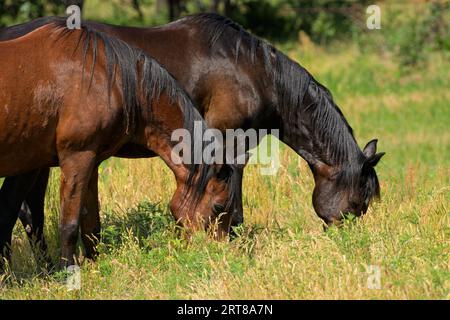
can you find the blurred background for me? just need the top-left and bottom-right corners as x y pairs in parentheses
(0, 0), (449, 68)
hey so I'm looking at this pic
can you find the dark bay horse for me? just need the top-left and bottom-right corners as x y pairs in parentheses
(0, 22), (236, 268)
(1, 14), (384, 263)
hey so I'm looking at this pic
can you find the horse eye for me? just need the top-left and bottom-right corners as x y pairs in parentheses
(213, 204), (225, 214)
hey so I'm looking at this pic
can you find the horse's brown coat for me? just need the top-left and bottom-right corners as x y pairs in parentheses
(0, 25), (234, 267)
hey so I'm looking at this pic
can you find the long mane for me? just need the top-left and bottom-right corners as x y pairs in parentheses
(55, 21), (222, 207)
(184, 14), (360, 160)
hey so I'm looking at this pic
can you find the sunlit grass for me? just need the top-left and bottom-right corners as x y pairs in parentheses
(0, 42), (449, 299)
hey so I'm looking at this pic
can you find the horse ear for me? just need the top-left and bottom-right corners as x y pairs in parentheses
(365, 152), (385, 168)
(363, 139), (378, 158)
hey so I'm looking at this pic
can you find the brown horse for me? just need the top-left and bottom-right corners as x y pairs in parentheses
(0, 22), (236, 268)
(1, 14), (384, 264)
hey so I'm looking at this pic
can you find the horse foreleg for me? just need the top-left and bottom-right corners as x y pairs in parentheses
(211, 164), (246, 240)
(230, 165), (244, 230)
(80, 167), (101, 260)
(59, 152), (96, 268)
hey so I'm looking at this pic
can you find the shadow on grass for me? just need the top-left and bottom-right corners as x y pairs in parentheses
(1, 200), (287, 287)
(1, 201), (175, 286)
(99, 201), (178, 252)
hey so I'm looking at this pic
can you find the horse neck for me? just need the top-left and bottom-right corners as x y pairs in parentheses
(274, 56), (363, 168)
(135, 88), (197, 177)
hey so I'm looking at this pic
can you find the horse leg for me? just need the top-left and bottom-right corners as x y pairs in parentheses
(18, 168), (53, 268)
(210, 163), (246, 240)
(0, 172), (40, 271)
(229, 165), (244, 236)
(59, 152), (96, 268)
(80, 167), (101, 260)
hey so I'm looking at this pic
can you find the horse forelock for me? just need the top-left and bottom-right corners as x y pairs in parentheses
(335, 159), (381, 211)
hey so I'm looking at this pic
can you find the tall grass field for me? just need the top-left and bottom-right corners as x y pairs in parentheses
(0, 42), (448, 299)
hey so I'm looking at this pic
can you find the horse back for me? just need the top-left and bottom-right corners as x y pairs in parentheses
(0, 25), (126, 176)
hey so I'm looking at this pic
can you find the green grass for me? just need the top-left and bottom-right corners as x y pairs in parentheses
(0, 42), (449, 299)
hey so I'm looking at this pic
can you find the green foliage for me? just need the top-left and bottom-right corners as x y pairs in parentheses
(354, 1), (450, 69)
(227, 0), (294, 40)
(222, 0), (371, 43)
(100, 201), (176, 252)
(0, 0), (72, 27)
(385, 1), (450, 68)
(286, 0), (370, 44)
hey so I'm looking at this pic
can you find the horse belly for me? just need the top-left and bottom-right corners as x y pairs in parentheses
(0, 96), (58, 177)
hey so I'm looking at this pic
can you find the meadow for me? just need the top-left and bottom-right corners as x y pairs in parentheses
(0, 40), (448, 299)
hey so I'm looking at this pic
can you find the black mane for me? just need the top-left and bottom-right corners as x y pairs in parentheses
(184, 14), (359, 160)
(186, 13), (272, 67)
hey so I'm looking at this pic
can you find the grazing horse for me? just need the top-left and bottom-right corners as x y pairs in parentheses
(1, 14), (384, 263)
(0, 22), (236, 268)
